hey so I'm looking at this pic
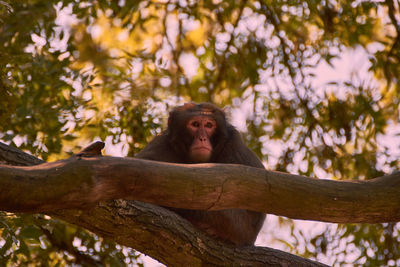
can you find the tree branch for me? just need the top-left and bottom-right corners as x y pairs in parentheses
(0, 142), (45, 166)
(0, 142), (399, 223)
(0, 142), (327, 266)
(51, 200), (327, 266)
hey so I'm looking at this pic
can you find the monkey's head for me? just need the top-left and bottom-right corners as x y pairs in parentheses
(167, 103), (229, 163)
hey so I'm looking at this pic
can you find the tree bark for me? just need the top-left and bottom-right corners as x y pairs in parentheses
(1, 141), (398, 266)
(0, 142), (328, 266)
(51, 201), (325, 266)
(0, 145), (399, 223)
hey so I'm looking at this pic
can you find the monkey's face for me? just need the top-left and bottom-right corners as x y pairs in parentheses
(186, 116), (216, 163)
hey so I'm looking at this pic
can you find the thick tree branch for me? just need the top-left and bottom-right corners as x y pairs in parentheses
(0, 142), (327, 266)
(51, 201), (326, 266)
(0, 143), (399, 223)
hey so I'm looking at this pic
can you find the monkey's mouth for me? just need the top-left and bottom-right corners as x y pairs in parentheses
(192, 146), (211, 152)
(190, 146), (212, 162)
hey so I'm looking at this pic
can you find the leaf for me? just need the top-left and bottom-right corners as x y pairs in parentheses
(19, 225), (43, 239)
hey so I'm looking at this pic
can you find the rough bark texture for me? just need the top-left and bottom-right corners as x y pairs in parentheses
(1, 141), (398, 266)
(51, 201), (325, 266)
(1, 146), (400, 223)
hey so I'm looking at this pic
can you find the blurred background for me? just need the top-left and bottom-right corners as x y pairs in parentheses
(1, 0), (400, 266)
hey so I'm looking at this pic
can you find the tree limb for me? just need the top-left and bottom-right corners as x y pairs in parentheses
(52, 201), (327, 266)
(0, 141), (45, 166)
(0, 142), (327, 266)
(0, 145), (399, 223)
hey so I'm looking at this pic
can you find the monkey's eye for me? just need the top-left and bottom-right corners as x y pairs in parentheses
(205, 122), (214, 128)
(191, 121), (200, 127)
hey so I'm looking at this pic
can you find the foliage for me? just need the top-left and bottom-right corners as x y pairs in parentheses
(1, 0), (400, 266)
(0, 213), (142, 266)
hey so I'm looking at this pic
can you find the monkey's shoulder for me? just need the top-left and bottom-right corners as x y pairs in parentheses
(218, 126), (265, 169)
(136, 133), (181, 163)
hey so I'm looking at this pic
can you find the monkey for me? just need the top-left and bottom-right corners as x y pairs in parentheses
(136, 102), (265, 246)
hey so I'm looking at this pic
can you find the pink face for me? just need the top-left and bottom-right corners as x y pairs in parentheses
(186, 116), (217, 162)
